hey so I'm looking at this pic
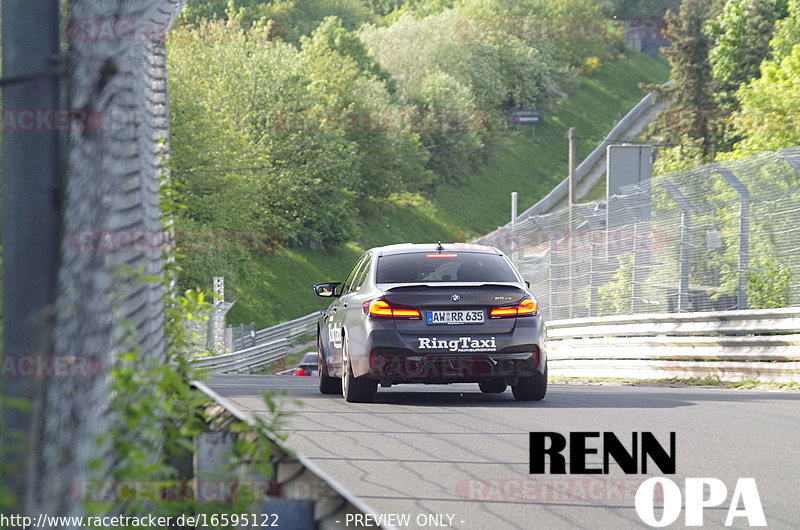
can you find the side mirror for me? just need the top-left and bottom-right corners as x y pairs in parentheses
(314, 282), (341, 297)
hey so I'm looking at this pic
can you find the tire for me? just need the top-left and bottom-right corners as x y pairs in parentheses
(512, 363), (547, 401)
(318, 334), (341, 395)
(342, 341), (377, 403)
(478, 379), (507, 393)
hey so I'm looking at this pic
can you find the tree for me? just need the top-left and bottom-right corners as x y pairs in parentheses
(178, 0), (377, 43)
(770, 0), (800, 61)
(359, 7), (566, 183)
(706, 0), (789, 108)
(644, 0), (718, 157)
(168, 15), (439, 259)
(608, 0), (682, 18)
(168, 19), (363, 251)
(725, 44), (800, 154)
(717, 1), (800, 155)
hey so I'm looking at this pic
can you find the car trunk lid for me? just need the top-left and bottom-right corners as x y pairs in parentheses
(380, 283), (526, 334)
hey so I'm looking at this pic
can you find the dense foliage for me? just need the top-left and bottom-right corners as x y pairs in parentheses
(644, 0), (718, 157)
(706, 0), (788, 106)
(169, 0), (657, 294)
(649, 0), (800, 172)
(722, 0), (800, 156)
(637, 0), (800, 311)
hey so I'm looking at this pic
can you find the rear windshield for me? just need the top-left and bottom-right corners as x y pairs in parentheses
(376, 252), (518, 284)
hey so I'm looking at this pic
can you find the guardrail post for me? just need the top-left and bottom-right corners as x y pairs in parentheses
(663, 182), (695, 312)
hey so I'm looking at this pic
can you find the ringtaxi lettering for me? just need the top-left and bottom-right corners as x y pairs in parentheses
(417, 336), (496, 352)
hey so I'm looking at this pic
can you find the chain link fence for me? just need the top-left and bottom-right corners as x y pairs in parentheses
(18, 0), (187, 518)
(476, 146), (800, 321)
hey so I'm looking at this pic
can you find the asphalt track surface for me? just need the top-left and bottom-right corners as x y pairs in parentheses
(206, 375), (800, 529)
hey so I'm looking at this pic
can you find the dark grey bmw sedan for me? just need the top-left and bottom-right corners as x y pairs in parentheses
(314, 243), (547, 402)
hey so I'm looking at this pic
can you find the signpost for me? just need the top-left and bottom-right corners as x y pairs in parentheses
(510, 110), (540, 137)
(510, 110), (540, 125)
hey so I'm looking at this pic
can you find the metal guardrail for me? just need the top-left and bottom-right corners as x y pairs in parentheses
(193, 338), (289, 373)
(253, 312), (319, 345)
(198, 306), (800, 381)
(546, 307), (800, 382)
(194, 312), (319, 374)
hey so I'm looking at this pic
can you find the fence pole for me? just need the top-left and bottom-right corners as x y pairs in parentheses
(663, 182), (695, 313)
(718, 169), (751, 310)
(588, 235), (597, 317)
(567, 128), (576, 319)
(1, 0), (61, 508)
(547, 237), (553, 320)
(511, 192), (518, 226)
(631, 221), (639, 314)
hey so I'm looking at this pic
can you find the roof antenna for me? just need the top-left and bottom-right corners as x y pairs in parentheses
(436, 241), (444, 253)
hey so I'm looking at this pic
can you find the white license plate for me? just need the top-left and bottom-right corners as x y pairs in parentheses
(427, 310), (484, 325)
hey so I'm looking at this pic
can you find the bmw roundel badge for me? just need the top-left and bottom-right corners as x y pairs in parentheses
(451, 293), (460, 302)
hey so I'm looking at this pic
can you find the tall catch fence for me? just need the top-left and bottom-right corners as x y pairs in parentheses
(3, 0), (187, 519)
(476, 146), (800, 321)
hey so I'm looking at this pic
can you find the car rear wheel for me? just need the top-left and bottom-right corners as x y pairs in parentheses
(512, 364), (547, 401)
(318, 335), (341, 395)
(478, 379), (507, 393)
(342, 341), (377, 403)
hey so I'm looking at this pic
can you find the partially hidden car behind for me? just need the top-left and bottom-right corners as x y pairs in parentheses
(295, 351), (318, 377)
(314, 243), (547, 403)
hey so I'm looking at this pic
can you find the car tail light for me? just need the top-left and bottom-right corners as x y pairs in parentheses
(296, 369), (308, 376)
(363, 300), (421, 319)
(489, 298), (538, 318)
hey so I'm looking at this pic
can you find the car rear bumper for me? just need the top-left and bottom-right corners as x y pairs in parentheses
(367, 350), (539, 383)
(349, 315), (547, 383)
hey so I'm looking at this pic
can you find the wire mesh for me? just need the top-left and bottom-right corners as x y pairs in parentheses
(476, 146), (800, 321)
(30, 0), (186, 518)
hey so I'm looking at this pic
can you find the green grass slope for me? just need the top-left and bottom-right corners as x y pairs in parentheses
(225, 52), (669, 328)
